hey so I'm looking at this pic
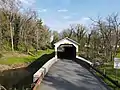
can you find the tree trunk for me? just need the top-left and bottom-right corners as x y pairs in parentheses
(0, 28), (2, 50)
(10, 22), (14, 51)
(36, 29), (39, 52)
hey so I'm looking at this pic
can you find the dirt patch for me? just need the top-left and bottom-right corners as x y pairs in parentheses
(0, 65), (11, 72)
(0, 63), (28, 72)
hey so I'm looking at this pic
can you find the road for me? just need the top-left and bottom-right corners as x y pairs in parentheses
(40, 59), (110, 90)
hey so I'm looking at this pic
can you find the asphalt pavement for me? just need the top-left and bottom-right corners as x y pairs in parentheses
(40, 59), (110, 90)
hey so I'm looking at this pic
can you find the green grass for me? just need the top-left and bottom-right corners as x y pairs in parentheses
(0, 56), (35, 64)
(34, 49), (54, 58)
(116, 52), (120, 58)
(96, 72), (119, 90)
(0, 49), (54, 65)
(95, 52), (120, 89)
(97, 62), (120, 90)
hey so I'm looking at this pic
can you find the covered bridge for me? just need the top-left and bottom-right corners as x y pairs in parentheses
(54, 37), (79, 59)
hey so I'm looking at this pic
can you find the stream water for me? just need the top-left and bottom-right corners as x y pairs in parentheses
(0, 53), (55, 90)
(0, 67), (34, 90)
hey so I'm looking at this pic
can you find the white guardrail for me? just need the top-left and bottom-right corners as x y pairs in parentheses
(33, 57), (58, 90)
(76, 56), (93, 65)
(33, 57), (58, 83)
(32, 56), (92, 90)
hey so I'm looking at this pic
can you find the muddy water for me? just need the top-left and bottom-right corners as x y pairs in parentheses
(0, 68), (33, 90)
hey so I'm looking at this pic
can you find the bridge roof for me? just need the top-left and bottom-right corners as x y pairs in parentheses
(54, 37), (80, 46)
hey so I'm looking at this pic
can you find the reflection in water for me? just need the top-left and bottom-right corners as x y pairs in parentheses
(0, 68), (31, 89)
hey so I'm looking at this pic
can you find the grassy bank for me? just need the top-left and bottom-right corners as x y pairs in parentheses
(0, 50), (55, 89)
(97, 63), (120, 90)
(0, 49), (54, 65)
(97, 55), (120, 90)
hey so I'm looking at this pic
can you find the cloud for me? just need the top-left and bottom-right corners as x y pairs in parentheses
(58, 9), (68, 12)
(67, 17), (90, 25)
(38, 9), (47, 12)
(19, 0), (36, 6)
(82, 17), (90, 20)
(42, 16), (91, 32)
(63, 16), (71, 19)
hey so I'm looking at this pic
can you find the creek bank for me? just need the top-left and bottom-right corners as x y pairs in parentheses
(0, 63), (28, 72)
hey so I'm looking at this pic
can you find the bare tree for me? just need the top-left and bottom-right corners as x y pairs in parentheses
(90, 14), (120, 62)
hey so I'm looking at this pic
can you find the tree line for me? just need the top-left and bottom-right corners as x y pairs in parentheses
(1, 0), (120, 63)
(52, 13), (120, 63)
(0, 0), (51, 52)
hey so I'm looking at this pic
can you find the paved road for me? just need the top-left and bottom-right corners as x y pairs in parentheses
(40, 59), (110, 90)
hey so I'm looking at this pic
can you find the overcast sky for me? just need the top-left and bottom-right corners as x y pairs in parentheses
(20, 0), (120, 32)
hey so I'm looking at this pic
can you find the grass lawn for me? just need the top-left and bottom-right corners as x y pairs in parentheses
(97, 60), (120, 89)
(0, 49), (54, 65)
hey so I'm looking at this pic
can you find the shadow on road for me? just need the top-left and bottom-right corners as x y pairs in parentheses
(43, 73), (88, 90)
(74, 58), (91, 70)
(74, 58), (111, 90)
(41, 59), (109, 90)
(0, 52), (55, 90)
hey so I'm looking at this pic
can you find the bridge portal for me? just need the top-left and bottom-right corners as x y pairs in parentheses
(57, 44), (76, 59)
(54, 37), (79, 59)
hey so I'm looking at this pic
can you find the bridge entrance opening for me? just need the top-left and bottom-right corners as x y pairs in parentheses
(57, 44), (76, 59)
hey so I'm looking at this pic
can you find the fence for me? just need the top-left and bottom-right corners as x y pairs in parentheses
(75, 56), (120, 89)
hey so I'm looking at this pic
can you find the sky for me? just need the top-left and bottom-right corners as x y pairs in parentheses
(20, 0), (120, 32)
